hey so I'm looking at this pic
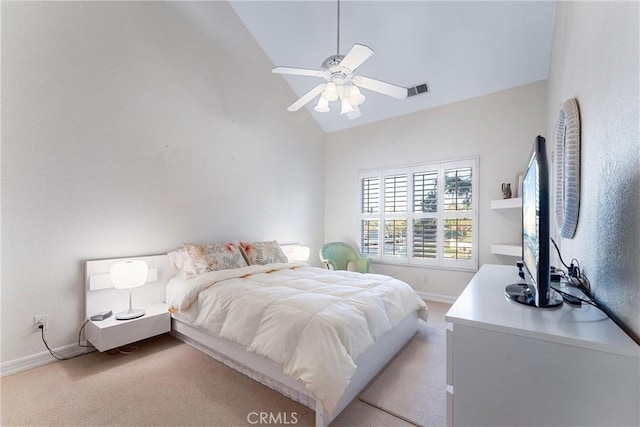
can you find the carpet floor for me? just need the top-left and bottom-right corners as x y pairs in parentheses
(360, 301), (449, 426)
(1, 301), (451, 427)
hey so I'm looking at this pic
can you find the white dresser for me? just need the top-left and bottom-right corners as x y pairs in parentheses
(445, 264), (639, 426)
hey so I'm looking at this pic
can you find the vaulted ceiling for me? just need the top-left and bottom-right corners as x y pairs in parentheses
(229, 1), (556, 133)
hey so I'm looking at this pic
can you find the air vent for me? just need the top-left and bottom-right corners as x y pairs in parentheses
(407, 83), (429, 97)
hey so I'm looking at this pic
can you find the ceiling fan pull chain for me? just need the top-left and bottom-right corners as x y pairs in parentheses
(336, 0), (340, 56)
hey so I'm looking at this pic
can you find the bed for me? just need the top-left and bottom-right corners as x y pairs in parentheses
(85, 244), (428, 427)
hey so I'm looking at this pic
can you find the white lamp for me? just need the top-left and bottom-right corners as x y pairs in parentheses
(110, 260), (148, 320)
(291, 245), (311, 262)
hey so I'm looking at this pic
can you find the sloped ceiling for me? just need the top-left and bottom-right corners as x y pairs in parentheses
(229, 1), (556, 133)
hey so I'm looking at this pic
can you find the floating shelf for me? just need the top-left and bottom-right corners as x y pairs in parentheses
(491, 198), (522, 210)
(490, 244), (522, 257)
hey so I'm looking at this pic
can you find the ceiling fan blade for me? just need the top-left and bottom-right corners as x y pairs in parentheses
(346, 105), (361, 120)
(339, 44), (374, 72)
(287, 83), (326, 112)
(272, 66), (327, 78)
(353, 75), (408, 99)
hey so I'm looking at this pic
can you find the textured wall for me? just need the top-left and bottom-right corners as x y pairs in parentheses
(1, 2), (325, 363)
(547, 2), (639, 342)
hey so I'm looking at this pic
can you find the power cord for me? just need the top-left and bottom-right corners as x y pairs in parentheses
(550, 238), (571, 270)
(39, 319), (97, 361)
(550, 285), (608, 316)
(549, 238), (605, 315)
(550, 238), (591, 296)
(107, 345), (139, 355)
(40, 319), (140, 360)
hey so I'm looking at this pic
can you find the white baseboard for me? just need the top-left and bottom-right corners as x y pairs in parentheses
(2, 293), (455, 377)
(417, 291), (457, 305)
(0, 343), (91, 377)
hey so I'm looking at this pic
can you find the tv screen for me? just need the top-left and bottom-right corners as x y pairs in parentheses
(506, 136), (562, 308)
(522, 151), (540, 291)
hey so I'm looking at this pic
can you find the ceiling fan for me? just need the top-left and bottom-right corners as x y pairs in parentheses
(272, 1), (410, 120)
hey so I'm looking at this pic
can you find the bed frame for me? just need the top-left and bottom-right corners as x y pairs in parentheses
(172, 312), (418, 426)
(85, 252), (419, 427)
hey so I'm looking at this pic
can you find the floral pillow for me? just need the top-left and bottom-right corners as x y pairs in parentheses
(167, 247), (196, 278)
(239, 240), (289, 265)
(183, 242), (248, 274)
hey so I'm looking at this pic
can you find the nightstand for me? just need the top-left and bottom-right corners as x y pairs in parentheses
(85, 303), (171, 352)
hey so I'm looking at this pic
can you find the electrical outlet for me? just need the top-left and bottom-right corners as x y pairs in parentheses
(33, 315), (47, 331)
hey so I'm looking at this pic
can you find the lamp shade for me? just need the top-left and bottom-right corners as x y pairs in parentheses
(348, 85), (366, 106)
(321, 82), (339, 102)
(291, 246), (311, 262)
(314, 97), (330, 113)
(340, 97), (354, 114)
(110, 260), (148, 290)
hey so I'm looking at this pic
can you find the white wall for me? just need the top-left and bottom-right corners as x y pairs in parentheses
(1, 2), (325, 364)
(547, 2), (639, 342)
(324, 81), (547, 299)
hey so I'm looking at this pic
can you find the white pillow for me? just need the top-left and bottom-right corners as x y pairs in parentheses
(167, 248), (196, 278)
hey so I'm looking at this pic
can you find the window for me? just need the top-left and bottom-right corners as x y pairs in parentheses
(360, 177), (380, 256)
(358, 158), (477, 270)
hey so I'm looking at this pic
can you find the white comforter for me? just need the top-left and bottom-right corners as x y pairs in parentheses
(168, 263), (428, 415)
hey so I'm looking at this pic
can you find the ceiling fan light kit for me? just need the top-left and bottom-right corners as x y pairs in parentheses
(322, 82), (339, 102)
(314, 97), (330, 113)
(272, 0), (424, 120)
(348, 85), (365, 105)
(340, 97), (354, 115)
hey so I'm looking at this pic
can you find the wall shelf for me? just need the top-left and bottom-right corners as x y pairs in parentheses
(490, 198), (522, 259)
(490, 244), (521, 257)
(490, 197), (522, 210)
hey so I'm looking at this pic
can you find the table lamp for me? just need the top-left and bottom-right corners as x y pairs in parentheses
(291, 245), (311, 262)
(110, 260), (148, 320)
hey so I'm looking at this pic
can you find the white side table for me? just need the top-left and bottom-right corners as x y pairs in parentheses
(85, 303), (171, 352)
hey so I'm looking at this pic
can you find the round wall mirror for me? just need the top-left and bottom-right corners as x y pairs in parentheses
(554, 98), (581, 239)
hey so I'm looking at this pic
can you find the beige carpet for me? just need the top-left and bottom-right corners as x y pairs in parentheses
(1, 301), (450, 427)
(360, 301), (450, 427)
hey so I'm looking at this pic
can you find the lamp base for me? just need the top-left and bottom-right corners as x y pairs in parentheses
(115, 308), (145, 320)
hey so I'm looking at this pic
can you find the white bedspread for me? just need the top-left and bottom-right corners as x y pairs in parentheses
(167, 263), (428, 415)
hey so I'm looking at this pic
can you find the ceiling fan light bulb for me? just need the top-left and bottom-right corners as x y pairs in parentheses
(348, 85), (366, 106)
(322, 91), (339, 102)
(351, 94), (365, 106)
(314, 97), (330, 113)
(340, 98), (354, 114)
(322, 82), (338, 101)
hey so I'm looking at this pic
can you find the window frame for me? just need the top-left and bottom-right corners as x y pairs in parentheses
(358, 157), (478, 271)
(359, 173), (381, 257)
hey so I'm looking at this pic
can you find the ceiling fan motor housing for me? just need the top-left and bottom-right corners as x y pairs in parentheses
(321, 55), (352, 77)
(321, 55), (344, 69)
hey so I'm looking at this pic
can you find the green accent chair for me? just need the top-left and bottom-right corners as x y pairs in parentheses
(319, 242), (371, 273)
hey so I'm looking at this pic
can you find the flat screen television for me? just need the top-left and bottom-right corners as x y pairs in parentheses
(505, 136), (563, 308)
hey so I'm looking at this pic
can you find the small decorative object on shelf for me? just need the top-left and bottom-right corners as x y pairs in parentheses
(501, 183), (512, 199)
